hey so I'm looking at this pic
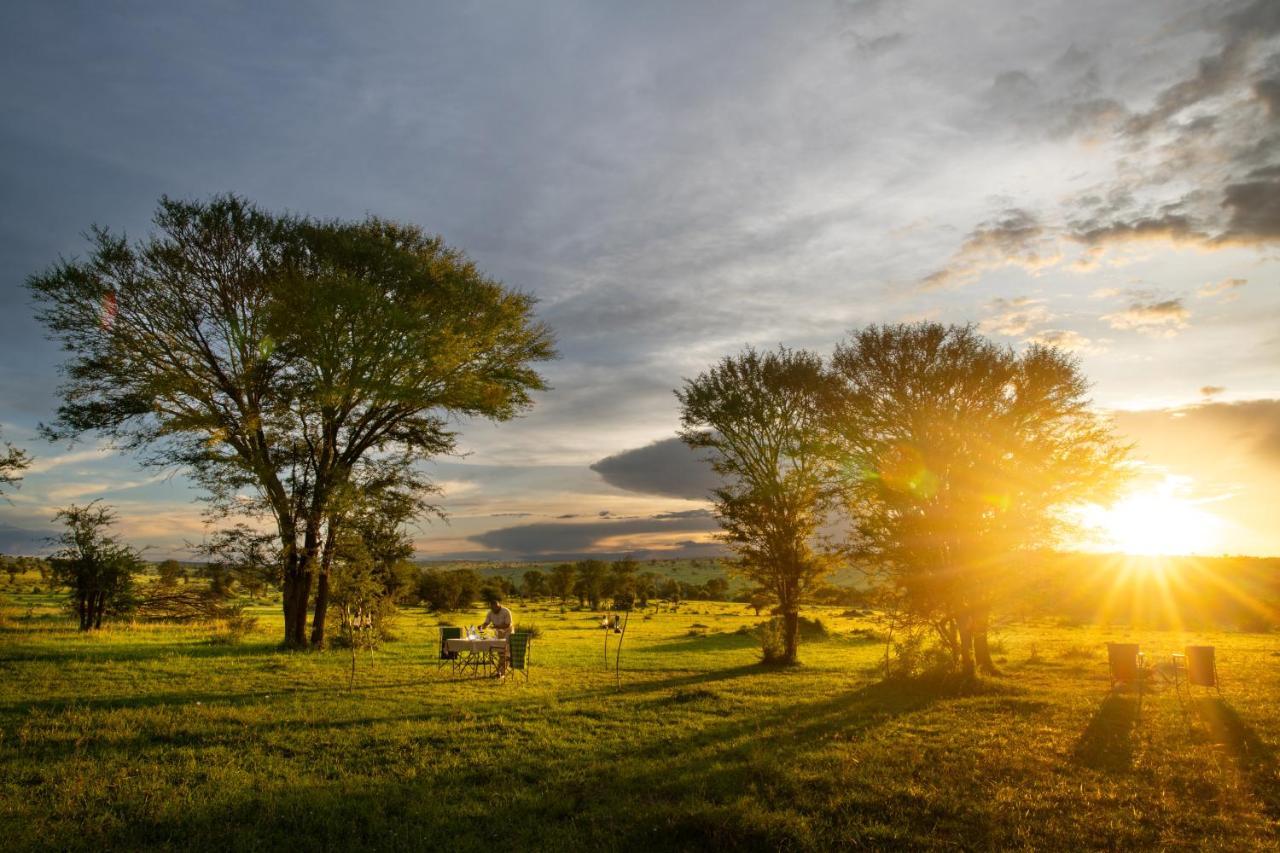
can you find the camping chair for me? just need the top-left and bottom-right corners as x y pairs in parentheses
(1173, 645), (1220, 696)
(506, 631), (531, 682)
(1107, 643), (1146, 696)
(438, 626), (462, 671)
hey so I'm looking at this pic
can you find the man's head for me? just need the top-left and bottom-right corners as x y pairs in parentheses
(489, 599), (502, 612)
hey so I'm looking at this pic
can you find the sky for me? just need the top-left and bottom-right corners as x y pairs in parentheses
(0, 0), (1277, 560)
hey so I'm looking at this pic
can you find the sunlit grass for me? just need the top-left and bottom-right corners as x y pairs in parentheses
(1, 577), (1277, 851)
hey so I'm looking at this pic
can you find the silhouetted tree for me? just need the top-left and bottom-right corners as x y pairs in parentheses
(28, 195), (554, 647)
(828, 323), (1130, 677)
(0, 431), (30, 497)
(678, 346), (840, 664)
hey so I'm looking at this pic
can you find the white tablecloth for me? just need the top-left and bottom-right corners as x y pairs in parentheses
(444, 638), (508, 653)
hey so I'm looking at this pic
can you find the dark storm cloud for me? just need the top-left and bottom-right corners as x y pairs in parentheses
(467, 510), (719, 558)
(590, 437), (718, 500)
(0, 522), (49, 554)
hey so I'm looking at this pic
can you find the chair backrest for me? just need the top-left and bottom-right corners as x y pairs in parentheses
(1107, 643), (1140, 682)
(1185, 645), (1217, 687)
(440, 626), (462, 659)
(508, 631), (531, 672)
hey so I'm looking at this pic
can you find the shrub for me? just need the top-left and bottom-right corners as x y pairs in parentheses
(208, 608), (257, 645)
(885, 631), (954, 679)
(418, 568), (482, 612)
(796, 616), (828, 639)
(759, 618), (787, 663)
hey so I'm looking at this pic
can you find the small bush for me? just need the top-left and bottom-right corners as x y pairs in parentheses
(521, 623), (543, 639)
(796, 616), (827, 639)
(885, 632), (954, 679)
(759, 618), (787, 663)
(208, 609), (257, 645)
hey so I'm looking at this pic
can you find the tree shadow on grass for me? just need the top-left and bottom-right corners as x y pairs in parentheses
(0, 639), (284, 665)
(640, 631), (761, 654)
(39, 672), (1017, 852)
(1193, 697), (1280, 821)
(1072, 692), (1140, 773)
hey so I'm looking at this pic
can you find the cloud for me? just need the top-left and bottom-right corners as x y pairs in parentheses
(1220, 171), (1280, 243)
(1113, 399), (1280, 468)
(467, 510), (721, 559)
(1200, 385), (1225, 397)
(1024, 328), (1100, 354)
(921, 209), (1057, 288)
(1068, 213), (1207, 248)
(1198, 277), (1248, 300)
(1101, 297), (1190, 336)
(23, 446), (114, 474)
(978, 296), (1053, 336)
(590, 437), (718, 500)
(927, 0), (1280, 282)
(1121, 0), (1279, 137)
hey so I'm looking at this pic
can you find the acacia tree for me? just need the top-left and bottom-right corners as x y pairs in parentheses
(677, 346), (840, 664)
(29, 195), (555, 647)
(828, 323), (1130, 677)
(49, 502), (144, 630)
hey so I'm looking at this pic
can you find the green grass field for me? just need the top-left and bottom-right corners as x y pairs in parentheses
(2, 577), (1278, 851)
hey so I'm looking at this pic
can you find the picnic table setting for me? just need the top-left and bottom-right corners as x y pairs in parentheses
(437, 625), (532, 681)
(446, 628), (508, 677)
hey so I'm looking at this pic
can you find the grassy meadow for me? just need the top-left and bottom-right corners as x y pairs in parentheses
(2, 574), (1278, 851)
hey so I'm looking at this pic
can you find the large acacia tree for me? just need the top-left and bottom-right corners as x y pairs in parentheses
(828, 323), (1129, 677)
(677, 346), (839, 664)
(29, 195), (555, 646)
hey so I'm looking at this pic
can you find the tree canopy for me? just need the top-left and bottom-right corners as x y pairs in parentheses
(48, 502), (143, 630)
(29, 195), (556, 646)
(828, 323), (1130, 676)
(677, 346), (840, 664)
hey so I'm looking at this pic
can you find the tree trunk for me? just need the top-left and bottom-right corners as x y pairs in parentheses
(281, 553), (312, 648)
(782, 610), (799, 664)
(310, 571), (330, 648)
(957, 612), (975, 679)
(973, 606), (998, 675)
(310, 524), (337, 649)
(94, 592), (105, 629)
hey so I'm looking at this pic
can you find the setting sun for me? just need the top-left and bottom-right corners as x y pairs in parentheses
(1084, 477), (1224, 556)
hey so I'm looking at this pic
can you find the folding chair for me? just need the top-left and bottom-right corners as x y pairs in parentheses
(1173, 645), (1220, 697)
(1107, 643), (1145, 697)
(506, 631), (531, 682)
(438, 626), (462, 671)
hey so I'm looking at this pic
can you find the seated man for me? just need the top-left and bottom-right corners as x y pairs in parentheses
(480, 597), (514, 676)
